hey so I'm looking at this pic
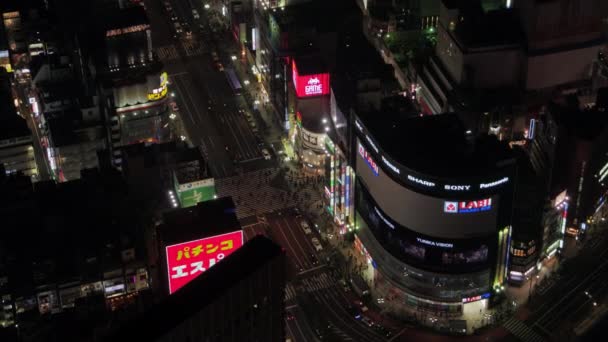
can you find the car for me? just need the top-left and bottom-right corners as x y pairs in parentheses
(347, 305), (361, 319)
(183, 24), (192, 35)
(361, 316), (374, 327)
(310, 253), (319, 265)
(211, 51), (219, 62)
(262, 148), (271, 160)
(215, 61), (224, 71)
(192, 9), (200, 19)
(173, 22), (182, 33)
(286, 312), (295, 321)
(170, 12), (178, 22)
(164, 1), (172, 11)
(300, 220), (312, 234)
(311, 237), (323, 251)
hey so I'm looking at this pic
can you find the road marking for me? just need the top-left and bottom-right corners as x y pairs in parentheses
(388, 327), (408, 342)
(239, 156), (264, 163)
(168, 72), (188, 77)
(286, 304), (298, 310)
(297, 264), (326, 276)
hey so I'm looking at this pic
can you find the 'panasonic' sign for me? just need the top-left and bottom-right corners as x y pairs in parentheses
(407, 175), (435, 187)
(479, 177), (509, 189)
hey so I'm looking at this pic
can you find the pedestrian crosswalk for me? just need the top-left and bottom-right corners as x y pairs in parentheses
(503, 317), (546, 342)
(155, 45), (179, 61)
(285, 283), (297, 302)
(301, 273), (333, 293)
(328, 325), (355, 341)
(215, 167), (297, 219)
(182, 40), (204, 56)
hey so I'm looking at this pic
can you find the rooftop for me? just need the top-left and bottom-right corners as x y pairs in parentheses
(444, 0), (524, 49)
(358, 107), (513, 178)
(159, 197), (240, 247)
(104, 236), (284, 341)
(0, 92), (31, 140)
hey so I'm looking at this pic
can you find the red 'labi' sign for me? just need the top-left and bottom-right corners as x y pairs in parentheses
(165, 230), (244, 294)
(292, 60), (330, 98)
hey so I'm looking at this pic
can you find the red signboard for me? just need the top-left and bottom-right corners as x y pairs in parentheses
(292, 60), (330, 98)
(165, 230), (244, 294)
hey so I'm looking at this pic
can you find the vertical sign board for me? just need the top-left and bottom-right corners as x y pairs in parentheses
(165, 230), (244, 294)
(292, 60), (330, 98)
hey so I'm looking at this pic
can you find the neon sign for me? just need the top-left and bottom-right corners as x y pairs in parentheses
(165, 230), (244, 294)
(462, 292), (490, 303)
(416, 238), (453, 248)
(148, 72), (169, 101)
(358, 142), (378, 176)
(444, 198), (492, 214)
(292, 60), (329, 98)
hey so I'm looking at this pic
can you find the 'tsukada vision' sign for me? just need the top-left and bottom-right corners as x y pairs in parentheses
(444, 198), (492, 214)
(292, 60), (329, 98)
(165, 230), (244, 294)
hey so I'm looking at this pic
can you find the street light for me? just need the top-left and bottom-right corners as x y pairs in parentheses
(231, 55), (237, 61)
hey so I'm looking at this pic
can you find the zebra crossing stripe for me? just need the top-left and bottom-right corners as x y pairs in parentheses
(503, 318), (546, 342)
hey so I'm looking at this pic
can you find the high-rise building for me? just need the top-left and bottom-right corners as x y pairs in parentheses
(351, 110), (515, 326)
(104, 236), (286, 342)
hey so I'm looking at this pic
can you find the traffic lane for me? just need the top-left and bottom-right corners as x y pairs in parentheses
(170, 74), (233, 177)
(222, 110), (261, 161)
(539, 277), (608, 336)
(528, 243), (608, 320)
(309, 286), (386, 342)
(532, 259), (608, 334)
(242, 222), (269, 242)
(286, 305), (318, 342)
(193, 61), (260, 163)
(181, 56), (243, 163)
(144, 0), (179, 47)
(285, 215), (322, 258)
(275, 215), (318, 270)
(266, 215), (312, 275)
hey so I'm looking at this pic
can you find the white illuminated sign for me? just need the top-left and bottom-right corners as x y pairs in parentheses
(374, 207), (394, 229)
(355, 120), (363, 132)
(416, 238), (453, 248)
(382, 156), (400, 174)
(407, 175), (435, 187)
(444, 184), (471, 191)
(304, 77), (323, 95)
(365, 135), (379, 153)
(479, 177), (509, 189)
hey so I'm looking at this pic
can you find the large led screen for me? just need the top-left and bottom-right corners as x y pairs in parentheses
(165, 230), (244, 294)
(356, 139), (499, 239)
(292, 61), (330, 98)
(357, 182), (493, 273)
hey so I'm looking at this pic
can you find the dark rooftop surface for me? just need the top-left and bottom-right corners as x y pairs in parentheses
(159, 197), (240, 247)
(445, 0), (524, 48)
(101, 4), (149, 32)
(271, 0), (359, 33)
(358, 108), (513, 178)
(0, 89), (31, 140)
(105, 235), (284, 341)
(294, 55), (327, 75)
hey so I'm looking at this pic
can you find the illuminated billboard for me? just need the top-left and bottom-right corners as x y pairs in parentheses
(176, 178), (216, 208)
(148, 71), (168, 101)
(165, 230), (244, 294)
(292, 60), (329, 98)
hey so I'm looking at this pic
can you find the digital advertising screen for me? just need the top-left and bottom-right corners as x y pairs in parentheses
(356, 183), (493, 273)
(165, 230), (244, 294)
(355, 139), (499, 239)
(292, 60), (330, 98)
(176, 178), (216, 208)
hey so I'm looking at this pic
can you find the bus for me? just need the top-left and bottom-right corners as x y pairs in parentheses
(225, 68), (242, 95)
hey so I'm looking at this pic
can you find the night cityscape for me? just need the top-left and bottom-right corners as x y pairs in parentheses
(1, 0), (607, 341)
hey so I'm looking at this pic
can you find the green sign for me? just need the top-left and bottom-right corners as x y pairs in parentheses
(176, 178), (216, 208)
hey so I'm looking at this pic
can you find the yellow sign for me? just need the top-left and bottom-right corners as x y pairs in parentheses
(147, 72), (169, 101)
